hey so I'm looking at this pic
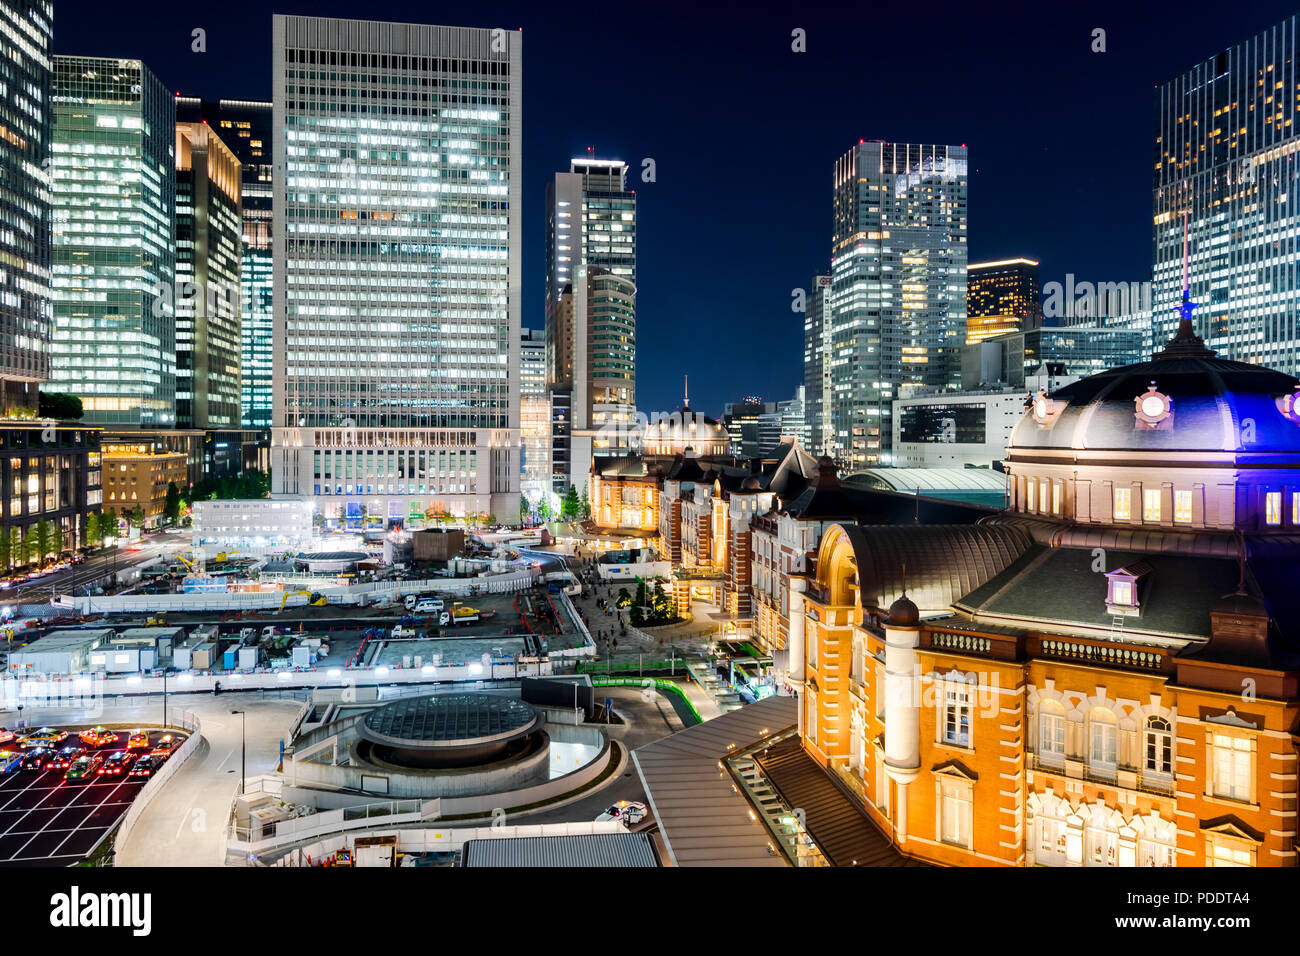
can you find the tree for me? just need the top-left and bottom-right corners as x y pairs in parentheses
(0, 526), (10, 571)
(519, 495), (530, 526)
(579, 481), (591, 521)
(129, 505), (146, 529)
(561, 485), (580, 520)
(16, 527), (30, 567)
(84, 512), (100, 552)
(163, 481), (181, 524)
(33, 519), (52, 565)
(101, 508), (118, 544)
(38, 391), (83, 421)
(537, 498), (552, 522)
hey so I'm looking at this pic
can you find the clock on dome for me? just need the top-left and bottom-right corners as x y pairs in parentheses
(1134, 383), (1173, 430)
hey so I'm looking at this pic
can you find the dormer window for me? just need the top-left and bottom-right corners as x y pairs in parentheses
(1105, 561), (1152, 616)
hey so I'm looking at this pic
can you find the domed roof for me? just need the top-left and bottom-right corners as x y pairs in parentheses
(887, 594), (920, 627)
(1009, 320), (1300, 455)
(643, 405), (730, 447)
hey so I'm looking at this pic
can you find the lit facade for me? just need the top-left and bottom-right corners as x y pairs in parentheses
(966, 257), (1040, 344)
(192, 497), (313, 556)
(545, 158), (637, 491)
(0, 0), (53, 413)
(792, 321), (1300, 867)
(1153, 13), (1300, 373)
(802, 273), (834, 456)
(175, 121), (243, 430)
(0, 423), (101, 557)
(101, 440), (186, 527)
(176, 98), (274, 431)
(49, 56), (175, 427)
(519, 327), (549, 501)
(828, 142), (968, 468)
(270, 16), (523, 526)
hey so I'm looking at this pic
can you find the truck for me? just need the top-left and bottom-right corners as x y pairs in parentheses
(391, 625), (417, 639)
(241, 625), (283, 641)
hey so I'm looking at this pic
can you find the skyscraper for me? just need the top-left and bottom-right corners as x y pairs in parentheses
(828, 141), (968, 467)
(177, 98), (274, 431)
(519, 326), (549, 503)
(49, 56), (176, 427)
(174, 121), (242, 430)
(0, 0), (53, 413)
(271, 15), (522, 527)
(545, 157), (636, 491)
(966, 257), (1040, 344)
(1154, 14), (1300, 370)
(802, 272), (832, 456)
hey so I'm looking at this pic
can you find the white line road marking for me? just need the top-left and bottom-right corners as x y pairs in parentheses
(215, 748), (233, 771)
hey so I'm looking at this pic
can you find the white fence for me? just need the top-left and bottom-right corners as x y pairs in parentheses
(110, 709), (202, 861)
(0, 660), (555, 705)
(56, 568), (537, 615)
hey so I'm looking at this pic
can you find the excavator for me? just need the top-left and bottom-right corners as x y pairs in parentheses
(280, 588), (327, 612)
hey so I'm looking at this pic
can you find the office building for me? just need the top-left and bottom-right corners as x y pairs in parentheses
(1153, 14), (1300, 372)
(802, 272), (833, 456)
(966, 257), (1040, 344)
(0, 0), (54, 415)
(962, 326), (1146, 390)
(270, 15), (523, 527)
(174, 120), (242, 430)
(828, 142), (968, 468)
(49, 56), (175, 427)
(100, 437), (186, 527)
(176, 97), (274, 431)
(545, 158), (637, 491)
(519, 327), (549, 502)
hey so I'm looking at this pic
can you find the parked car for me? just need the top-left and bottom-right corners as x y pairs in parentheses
(65, 754), (103, 783)
(595, 800), (648, 826)
(46, 746), (85, 771)
(128, 754), (160, 778)
(98, 751), (136, 777)
(20, 747), (53, 771)
(78, 726), (120, 748)
(0, 750), (23, 774)
(126, 731), (150, 750)
(148, 734), (177, 759)
(19, 727), (68, 749)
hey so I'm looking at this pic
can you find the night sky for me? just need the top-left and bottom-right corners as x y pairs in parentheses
(54, 0), (1300, 418)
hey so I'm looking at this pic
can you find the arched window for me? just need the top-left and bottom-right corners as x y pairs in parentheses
(1144, 716), (1173, 776)
(1089, 707), (1118, 777)
(1038, 700), (1066, 765)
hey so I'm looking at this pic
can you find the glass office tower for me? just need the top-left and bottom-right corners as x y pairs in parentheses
(828, 141), (968, 467)
(271, 15), (522, 526)
(49, 56), (175, 427)
(0, 0), (54, 413)
(177, 97), (274, 431)
(519, 326), (549, 503)
(175, 121), (242, 430)
(802, 272), (832, 456)
(544, 158), (636, 490)
(1153, 14), (1300, 370)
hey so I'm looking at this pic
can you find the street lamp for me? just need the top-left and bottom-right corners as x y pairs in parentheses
(231, 709), (246, 795)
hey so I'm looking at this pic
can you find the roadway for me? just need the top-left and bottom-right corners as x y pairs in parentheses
(3, 535), (191, 605)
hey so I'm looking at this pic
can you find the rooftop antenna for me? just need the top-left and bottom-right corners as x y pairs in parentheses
(683, 374), (689, 409)
(900, 560), (908, 598)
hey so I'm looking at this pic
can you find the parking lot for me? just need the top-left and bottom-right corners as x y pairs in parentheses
(0, 728), (184, 866)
